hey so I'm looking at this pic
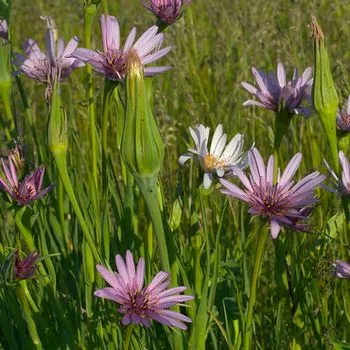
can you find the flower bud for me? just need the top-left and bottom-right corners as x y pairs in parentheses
(48, 83), (68, 156)
(311, 16), (339, 171)
(121, 50), (164, 180)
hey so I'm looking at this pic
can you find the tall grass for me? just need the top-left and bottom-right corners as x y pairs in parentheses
(0, 0), (349, 349)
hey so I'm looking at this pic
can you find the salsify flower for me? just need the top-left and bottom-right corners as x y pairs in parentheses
(323, 151), (350, 196)
(71, 15), (171, 82)
(95, 250), (194, 329)
(241, 63), (313, 116)
(0, 19), (8, 40)
(336, 95), (350, 131)
(142, 0), (191, 25)
(14, 250), (40, 280)
(15, 16), (83, 100)
(179, 124), (246, 189)
(220, 147), (325, 239)
(334, 260), (350, 279)
(0, 156), (53, 205)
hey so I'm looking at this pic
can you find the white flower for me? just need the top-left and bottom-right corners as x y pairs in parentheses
(179, 124), (246, 189)
(323, 151), (350, 196)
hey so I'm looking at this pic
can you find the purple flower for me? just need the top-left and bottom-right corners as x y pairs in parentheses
(142, 0), (191, 25)
(14, 250), (40, 280)
(334, 260), (350, 279)
(0, 156), (53, 205)
(241, 63), (313, 116)
(336, 95), (350, 131)
(71, 15), (171, 82)
(324, 151), (350, 196)
(220, 147), (325, 239)
(0, 19), (8, 40)
(179, 124), (246, 189)
(15, 16), (83, 99)
(95, 250), (194, 329)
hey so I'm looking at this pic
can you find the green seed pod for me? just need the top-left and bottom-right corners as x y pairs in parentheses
(121, 50), (165, 180)
(311, 16), (339, 171)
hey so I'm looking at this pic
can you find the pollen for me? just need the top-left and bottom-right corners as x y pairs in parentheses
(203, 154), (226, 172)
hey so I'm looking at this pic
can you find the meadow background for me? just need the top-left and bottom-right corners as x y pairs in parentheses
(0, 0), (350, 349)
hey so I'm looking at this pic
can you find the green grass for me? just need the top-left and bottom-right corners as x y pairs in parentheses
(0, 0), (349, 349)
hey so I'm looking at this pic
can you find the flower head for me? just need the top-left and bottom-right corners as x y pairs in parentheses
(334, 260), (350, 279)
(241, 63), (313, 116)
(0, 156), (53, 205)
(0, 19), (8, 40)
(71, 15), (171, 82)
(142, 0), (191, 25)
(15, 16), (83, 100)
(95, 250), (194, 329)
(324, 151), (350, 196)
(220, 148), (325, 239)
(14, 250), (40, 280)
(336, 95), (350, 132)
(179, 124), (246, 189)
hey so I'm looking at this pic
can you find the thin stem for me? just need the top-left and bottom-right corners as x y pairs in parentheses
(100, 0), (108, 15)
(123, 324), (134, 350)
(52, 151), (101, 262)
(136, 176), (170, 272)
(84, 3), (98, 190)
(243, 229), (268, 350)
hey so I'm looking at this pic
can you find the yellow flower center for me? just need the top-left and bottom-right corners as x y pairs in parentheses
(203, 154), (226, 172)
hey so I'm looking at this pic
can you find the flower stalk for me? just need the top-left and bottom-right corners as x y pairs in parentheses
(121, 51), (169, 271)
(48, 83), (100, 262)
(243, 228), (268, 350)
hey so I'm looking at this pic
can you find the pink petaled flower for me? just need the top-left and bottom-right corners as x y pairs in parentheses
(142, 0), (191, 25)
(337, 95), (350, 131)
(14, 250), (40, 280)
(95, 250), (194, 329)
(220, 147), (325, 239)
(71, 15), (171, 82)
(241, 63), (313, 116)
(334, 260), (350, 279)
(15, 16), (83, 99)
(0, 156), (53, 205)
(0, 19), (8, 40)
(324, 151), (350, 196)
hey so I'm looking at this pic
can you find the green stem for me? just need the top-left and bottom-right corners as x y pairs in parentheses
(0, 89), (14, 140)
(243, 229), (268, 350)
(136, 175), (170, 272)
(52, 151), (101, 262)
(123, 324), (134, 350)
(100, 0), (108, 15)
(84, 3), (98, 190)
(16, 282), (42, 349)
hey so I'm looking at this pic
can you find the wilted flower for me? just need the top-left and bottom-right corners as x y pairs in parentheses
(71, 15), (171, 82)
(142, 0), (191, 25)
(336, 95), (350, 132)
(241, 63), (313, 116)
(14, 250), (40, 280)
(323, 151), (350, 196)
(179, 124), (246, 189)
(95, 250), (194, 329)
(15, 16), (83, 100)
(0, 19), (8, 40)
(334, 260), (350, 279)
(0, 156), (53, 205)
(220, 147), (325, 239)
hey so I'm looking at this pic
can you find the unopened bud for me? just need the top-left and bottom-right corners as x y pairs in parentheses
(121, 50), (164, 179)
(311, 16), (339, 171)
